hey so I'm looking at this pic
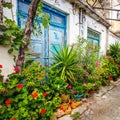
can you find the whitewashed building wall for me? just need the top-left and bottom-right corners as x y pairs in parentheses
(0, 0), (120, 76)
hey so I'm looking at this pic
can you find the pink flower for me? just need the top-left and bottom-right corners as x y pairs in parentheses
(71, 90), (75, 94)
(84, 63), (87, 66)
(84, 71), (89, 76)
(83, 82), (87, 86)
(96, 61), (99, 65)
(95, 61), (99, 68)
(0, 104), (2, 108)
(67, 84), (72, 89)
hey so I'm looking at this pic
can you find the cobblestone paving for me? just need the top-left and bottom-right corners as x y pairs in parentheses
(79, 79), (120, 120)
(58, 79), (120, 120)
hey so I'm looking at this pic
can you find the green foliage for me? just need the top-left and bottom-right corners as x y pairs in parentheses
(2, 1), (12, 9)
(71, 112), (81, 120)
(75, 37), (100, 83)
(0, 0), (50, 57)
(0, 62), (64, 120)
(0, 17), (24, 54)
(32, 0), (50, 35)
(99, 56), (119, 82)
(52, 45), (78, 83)
(107, 42), (120, 59)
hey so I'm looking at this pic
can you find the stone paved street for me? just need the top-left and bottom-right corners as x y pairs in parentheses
(58, 79), (120, 120)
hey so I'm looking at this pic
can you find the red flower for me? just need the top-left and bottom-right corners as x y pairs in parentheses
(60, 106), (64, 110)
(31, 91), (39, 99)
(5, 99), (12, 106)
(0, 65), (3, 68)
(10, 118), (17, 120)
(16, 84), (23, 89)
(14, 67), (19, 73)
(42, 92), (48, 97)
(40, 108), (46, 114)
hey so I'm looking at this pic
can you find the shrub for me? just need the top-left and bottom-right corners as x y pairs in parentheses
(52, 45), (78, 83)
(0, 62), (64, 120)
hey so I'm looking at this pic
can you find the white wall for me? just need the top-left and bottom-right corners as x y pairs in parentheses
(1, 0), (111, 76)
(81, 15), (107, 55)
(0, 46), (15, 77)
(3, 0), (17, 22)
(108, 32), (120, 47)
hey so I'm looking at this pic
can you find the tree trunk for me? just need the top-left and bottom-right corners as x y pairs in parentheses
(15, 0), (40, 72)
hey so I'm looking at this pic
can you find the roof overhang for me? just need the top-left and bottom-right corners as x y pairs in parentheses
(66, 0), (111, 28)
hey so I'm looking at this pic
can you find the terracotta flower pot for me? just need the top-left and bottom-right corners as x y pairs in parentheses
(54, 109), (65, 118)
(59, 103), (69, 111)
(71, 101), (83, 109)
(64, 106), (72, 115)
(50, 116), (57, 120)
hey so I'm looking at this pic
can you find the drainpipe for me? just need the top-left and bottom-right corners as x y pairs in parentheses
(79, 8), (81, 37)
(106, 28), (109, 55)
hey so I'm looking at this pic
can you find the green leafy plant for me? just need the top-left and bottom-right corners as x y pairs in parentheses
(0, 62), (62, 120)
(75, 37), (100, 83)
(0, 17), (24, 54)
(52, 45), (78, 83)
(107, 42), (120, 59)
(71, 112), (81, 120)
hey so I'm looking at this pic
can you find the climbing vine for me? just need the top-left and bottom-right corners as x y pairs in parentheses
(0, 0), (49, 56)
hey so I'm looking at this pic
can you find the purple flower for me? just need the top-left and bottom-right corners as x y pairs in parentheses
(71, 90), (75, 94)
(68, 84), (72, 89)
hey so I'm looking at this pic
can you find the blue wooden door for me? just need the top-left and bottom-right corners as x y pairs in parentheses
(18, 0), (67, 65)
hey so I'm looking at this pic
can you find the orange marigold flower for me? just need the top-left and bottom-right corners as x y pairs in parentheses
(40, 108), (47, 114)
(10, 118), (17, 120)
(5, 99), (12, 106)
(42, 92), (48, 97)
(16, 84), (23, 89)
(0, 65), (3, 68)
(31, 91), (39, 99)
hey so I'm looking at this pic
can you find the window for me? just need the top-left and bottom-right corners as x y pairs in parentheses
(87, 28), (100, 46)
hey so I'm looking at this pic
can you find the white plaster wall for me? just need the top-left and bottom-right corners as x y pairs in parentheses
(3, 0), (17, 22)
(0, 0), (17, 77)
(108, 32), (120, 48)
(0, 46), (15, 77)
(1, 0), (110, 76)
(84, 15), (107, 55)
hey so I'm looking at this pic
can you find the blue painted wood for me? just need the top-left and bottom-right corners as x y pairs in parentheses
(17, 0), (67, 65)
(87, 28), (100, 46)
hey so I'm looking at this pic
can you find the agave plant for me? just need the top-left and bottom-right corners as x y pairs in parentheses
(107, 42), (120, 58)
(51, 44), (78, 83)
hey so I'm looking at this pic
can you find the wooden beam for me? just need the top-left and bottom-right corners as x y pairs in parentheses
(106, 18), (120, 21)
(94, 7), (120, 11)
